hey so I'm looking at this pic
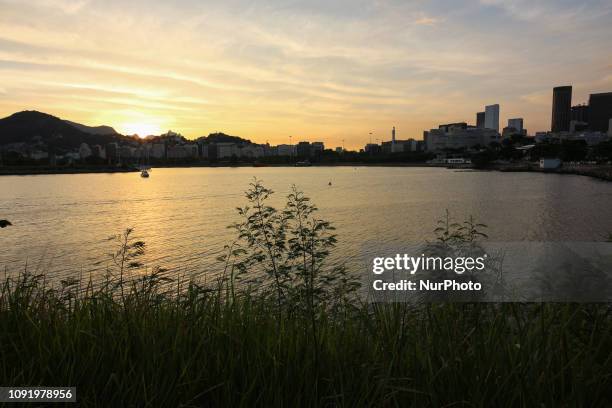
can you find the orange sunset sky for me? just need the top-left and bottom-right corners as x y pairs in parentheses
(1, 0), (611, 148)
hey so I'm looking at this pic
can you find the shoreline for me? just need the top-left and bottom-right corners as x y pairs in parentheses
(1, 162), (611, 181)
(0, 166), (139, 176)
(0, 162), (450, 175)
(490, 163), (612, 182)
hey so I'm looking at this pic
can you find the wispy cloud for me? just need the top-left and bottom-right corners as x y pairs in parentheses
(414, 16), (442, 26)
(0, 0), (611, 147)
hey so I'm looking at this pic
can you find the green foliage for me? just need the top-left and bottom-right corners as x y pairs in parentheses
(426, 211), (497, 301)
(433, 209), (488, 244)
(222, 179), (359, 310)
(470, 149), (497, 168)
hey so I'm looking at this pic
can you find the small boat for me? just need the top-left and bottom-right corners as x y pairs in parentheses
(141, 169), (150, 178)
(294, 160), (312, 167)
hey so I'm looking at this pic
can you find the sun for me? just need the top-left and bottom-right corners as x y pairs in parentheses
(120, 122), (163, 138)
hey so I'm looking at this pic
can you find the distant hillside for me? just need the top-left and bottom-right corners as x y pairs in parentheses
(64, 120), (118, 135)
(0, 111), (127, 150)
(200, 132), (252, 144)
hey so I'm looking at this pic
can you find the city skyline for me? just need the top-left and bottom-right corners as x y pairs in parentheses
(1, 0), (612, 149)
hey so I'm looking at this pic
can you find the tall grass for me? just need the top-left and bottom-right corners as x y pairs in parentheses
(1, 274), (611, 406)
(1, 181), (611, 406)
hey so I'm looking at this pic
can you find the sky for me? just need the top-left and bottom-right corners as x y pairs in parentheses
(1, 0), (611, 149)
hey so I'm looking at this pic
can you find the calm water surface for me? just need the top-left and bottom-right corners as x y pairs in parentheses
(2, 167), (612, 281)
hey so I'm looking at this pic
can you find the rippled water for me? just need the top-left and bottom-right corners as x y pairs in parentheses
(2, 167), (612, 281)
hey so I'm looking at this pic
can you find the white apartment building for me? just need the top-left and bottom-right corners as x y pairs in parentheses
(425, 127), (499, 151)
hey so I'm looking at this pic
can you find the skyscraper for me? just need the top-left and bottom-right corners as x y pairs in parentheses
(551, 86), (572, 132)
(587, 92), (612, 132)
(507, 118), (523, 133)
(571, 104), (589, 123)
(476, 112), (485, 128)
(484, 104), (499, 132)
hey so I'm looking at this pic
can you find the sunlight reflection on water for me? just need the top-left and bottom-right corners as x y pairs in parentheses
(1, 167), (612, 281)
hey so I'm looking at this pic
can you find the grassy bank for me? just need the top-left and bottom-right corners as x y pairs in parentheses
(1, 273), (611, 407)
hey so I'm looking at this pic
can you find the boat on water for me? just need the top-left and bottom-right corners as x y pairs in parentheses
(140, 169), (150, 178)
(294, 160), (312, 167)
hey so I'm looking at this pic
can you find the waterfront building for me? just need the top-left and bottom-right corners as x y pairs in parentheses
(551, 86), (572, 132)
(167, 144), (198, 159)
(91, 145), (104, 159)
(382, 138), (417, 153)
(238, 144), (264, 158)
(296, 141), (311, 158)
(276, 144), (295, 156)
(119, 146), (134, 160)
(540, 158), (561, 169)
(151, 143), (166, 159)
(424, 125), (499, 151)
(29, 150), (49, 160)
(364, 143), (381, 154)
(311, 142), (325, 154)
(502, 127), (519, 138)
(534, 132), (550, 143)
(484, 104), (500, 132)
(406, 139), (418, 152)
(508, 118), (524, 133)
(216, 142), (238, 159)
(587, 92), (612, 132)
(106, 143), (118, 162)
(185, 144), (199, 158)
(570, 131), (610, 146)
(79, 143), (92, 160)
(198, 144), (209, 159)
(569, 120), (589, 133)
(571, 104), (589, 123)
(438, 122), (468, 132)
(476, 112), (485, 128)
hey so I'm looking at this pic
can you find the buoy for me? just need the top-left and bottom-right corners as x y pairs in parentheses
(328, 181), (332, 186)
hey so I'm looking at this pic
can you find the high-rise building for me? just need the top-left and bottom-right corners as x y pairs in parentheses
(587, 92), (612, 132)
(296, 141), (311, 158)
(484, 104), (499, 132)
(551, 86), (572, 132)
(571, 104), (589, 123)
(391, 126), (396, 143)
(507, 118), (523, 133)
(476, 112), (485, 128)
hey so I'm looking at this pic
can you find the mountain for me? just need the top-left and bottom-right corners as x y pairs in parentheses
(0, 111), (126, 150)
(64, 120), (118, 135)
(199, 132), (252, 144)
